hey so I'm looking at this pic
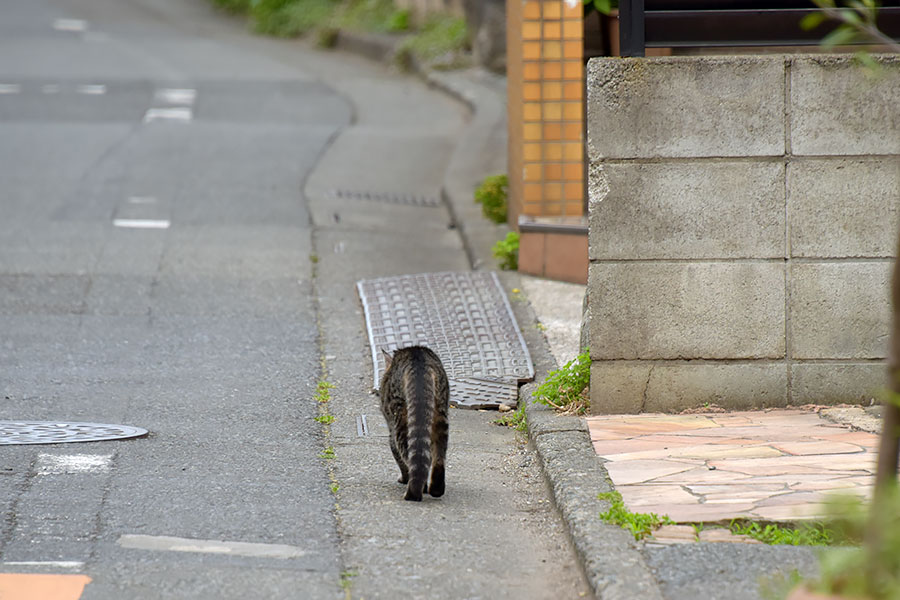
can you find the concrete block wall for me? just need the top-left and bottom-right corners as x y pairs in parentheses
(586, 55), (900, 414)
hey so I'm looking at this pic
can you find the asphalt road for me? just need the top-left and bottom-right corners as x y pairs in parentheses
(0, 0), (591, 598)
(1, 0), (346, 597)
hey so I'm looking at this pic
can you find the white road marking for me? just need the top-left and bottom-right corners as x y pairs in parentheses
(143, 107), (192, 123)
(117, 535), (307, 559)
(127, 196), (158, 204)
(53, 19), (88, 32)
(41, 84), (60, 94)
(3, 561), (84, 569)
(77, 84), (106, 95)
(113, 219), (170, 229)
(154, 88), (196, 105)
(36, 453), (112, 475)
(0, 84), (21, 94)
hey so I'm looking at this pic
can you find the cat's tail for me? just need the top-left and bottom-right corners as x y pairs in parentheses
(404, 355), (433, 502)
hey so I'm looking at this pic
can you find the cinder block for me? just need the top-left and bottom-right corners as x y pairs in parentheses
(590, 362), (787, 414)
(789, 158), (900, 258)
(791, 55), (900, 156)
(589, 162), (785, 260)
(586, 56), (784, 159)
(791, 363), (885, 405)
(790, 262), (892, 359)
(588, 262), (785, 360)
(590, 362), (651, 414)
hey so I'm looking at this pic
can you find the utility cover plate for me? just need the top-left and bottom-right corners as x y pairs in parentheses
(449, 377), (518, 409)
(358, 271), (533, 409)
(0, 422), (148, 445)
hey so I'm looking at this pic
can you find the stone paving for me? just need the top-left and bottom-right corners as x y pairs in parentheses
(586, 409), (880, 523)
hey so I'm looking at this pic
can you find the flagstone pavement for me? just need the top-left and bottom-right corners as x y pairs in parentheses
(586, 409), (880, 524)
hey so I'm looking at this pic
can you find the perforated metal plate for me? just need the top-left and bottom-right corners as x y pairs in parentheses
(358, 271), (534, 409)
(327, 189), (441, 207)
(449, 377), (518, 409)
(0, 421), (148, 445)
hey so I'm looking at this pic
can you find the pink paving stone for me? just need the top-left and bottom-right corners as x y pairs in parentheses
(650, 525), (697, 544)
(755, 491), (829, 507)
(702, 490), (792, 505)
(604, 459), (702, 485)
(790, 477), (863, 491)
(771, 440), (866, 456)
(591, 438), (694, 456)
(653, 466), (755, 484)
(670, 444), (785, 460)
(661, 503), (759, 523)
(750, 504), (824, 520)
(617, 484), (698, 507)
(818, 431), (880, 446)
(698, 529), (762, 544)
(687, 483), (788, 495)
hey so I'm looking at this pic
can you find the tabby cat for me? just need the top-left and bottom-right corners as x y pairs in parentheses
(379, 345), (450, 501)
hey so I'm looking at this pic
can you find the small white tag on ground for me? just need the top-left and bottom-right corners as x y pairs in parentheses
(154, 88), (196, 105)
(143, 107), (192, 123)
(127, 196), (158, 204)
(113, 219), (170, 229)
(117, 535), (307, 559)
(53, 19), (88, 32)
(0, 84), (21, 94)
(77, 84), (106, 95)
(36, 453), (112, 475)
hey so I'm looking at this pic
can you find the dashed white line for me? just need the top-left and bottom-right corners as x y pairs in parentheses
(117, 535), (307, 559)
(77, 84), (106, 95)
(3, 561), (85, 569)
(0, 84), (21, 94)
(36, 453), (112, 475)
(154, 88), (196, 105)
(143, 107), (192, 123)
(113, 219), (171, 229)
(127, 196), (158, 204)
(52, 19), (88, 32)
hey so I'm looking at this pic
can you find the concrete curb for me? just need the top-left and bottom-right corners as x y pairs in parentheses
(331, 31), (663, 600)
(502, 270), (664, 600)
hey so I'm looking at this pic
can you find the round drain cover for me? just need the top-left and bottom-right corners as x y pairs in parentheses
(0, 421), (148, 445)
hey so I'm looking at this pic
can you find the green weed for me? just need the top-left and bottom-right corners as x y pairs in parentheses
(494, 403), (527, 432)
(331, 482), (339, 494)
(319, 447), (336, 459)
(729, 519), (835, 546)
(398, 14), (468, 67)
(598, 490), (673, 540)
(315, 380), (335, 403)
(250, 0), (336, 37)
(332, 0), (410, 33)
(315, 414), (335, 424)
(492, 232), (519, 271)
(534, 351), (590, 414)
(474, 174), (509, 224)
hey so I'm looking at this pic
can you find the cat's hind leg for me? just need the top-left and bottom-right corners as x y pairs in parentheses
(428, 417), (449, 497)
(389, 436), (409, 484)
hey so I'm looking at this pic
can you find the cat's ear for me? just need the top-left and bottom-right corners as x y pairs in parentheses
(380, 347), (393, 369)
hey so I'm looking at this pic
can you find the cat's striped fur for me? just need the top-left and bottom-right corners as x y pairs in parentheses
(379, 346), (450, 501)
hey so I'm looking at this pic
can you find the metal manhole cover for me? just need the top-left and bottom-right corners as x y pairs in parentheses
(0, 422), (148, 445)
(449, 377), (518, 409)
(357, 271), (534, 409)
(327, 189), (441, 207)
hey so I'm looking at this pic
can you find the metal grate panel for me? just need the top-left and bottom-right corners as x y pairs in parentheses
(0, 421), (148, 445)
(327, 189), (441, 207)
(358, 271), (534, 409)
(449, 377), (518, 409)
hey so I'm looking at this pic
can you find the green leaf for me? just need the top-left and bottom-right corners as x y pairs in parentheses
(800, 12), (827, 31)
(837, 8), (863, 26)
(595, 0), (613, 14)
(821, 24), (859, 48)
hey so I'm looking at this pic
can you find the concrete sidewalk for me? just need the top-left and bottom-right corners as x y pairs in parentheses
(328, 32), (888, 600)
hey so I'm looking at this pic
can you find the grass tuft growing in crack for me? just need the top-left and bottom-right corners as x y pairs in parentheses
(598, 490), (673, 540)
(494, 402), (527, 432)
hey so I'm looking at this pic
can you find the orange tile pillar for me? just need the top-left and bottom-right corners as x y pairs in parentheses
(507, 0), (587, 283)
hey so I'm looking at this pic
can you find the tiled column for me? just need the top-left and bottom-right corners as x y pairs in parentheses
(513, 0), (584, 220)
(508, 0), (588, 283)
